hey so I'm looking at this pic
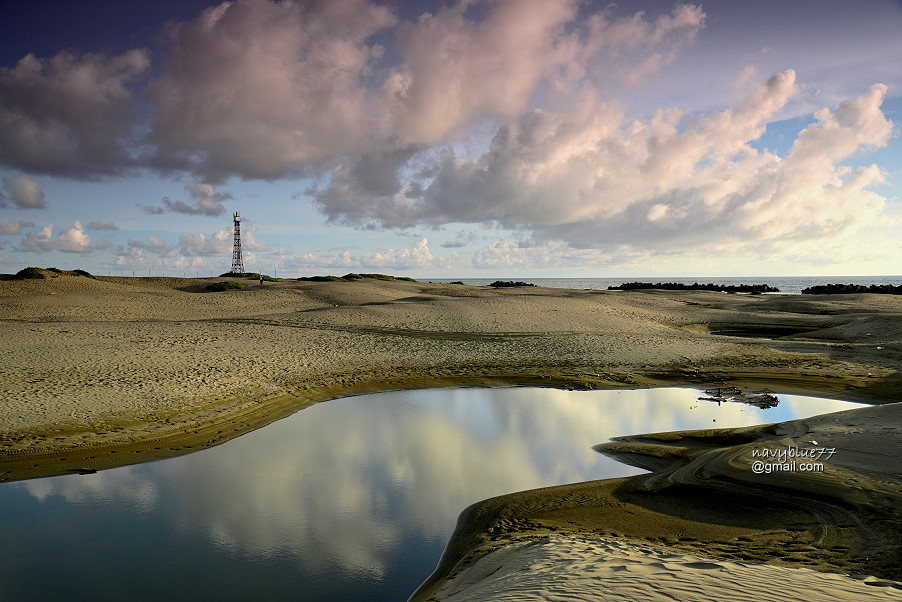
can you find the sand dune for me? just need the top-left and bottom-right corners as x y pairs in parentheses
(1, 272), (900, 597)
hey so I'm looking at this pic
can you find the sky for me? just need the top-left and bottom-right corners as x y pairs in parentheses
(0, 0), (900, 278)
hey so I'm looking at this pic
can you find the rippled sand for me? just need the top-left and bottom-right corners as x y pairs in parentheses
(432, 535), (901, 601)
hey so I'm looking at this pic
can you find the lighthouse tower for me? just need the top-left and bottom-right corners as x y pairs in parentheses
(230, 211), (245, 274)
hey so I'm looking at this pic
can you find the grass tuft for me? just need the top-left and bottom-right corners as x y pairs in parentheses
(205, 280), (246, 292)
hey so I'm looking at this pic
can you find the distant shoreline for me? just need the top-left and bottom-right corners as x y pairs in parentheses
(426, 275), (902, 296)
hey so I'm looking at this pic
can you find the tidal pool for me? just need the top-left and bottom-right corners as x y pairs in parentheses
(0, 387), (862, 601)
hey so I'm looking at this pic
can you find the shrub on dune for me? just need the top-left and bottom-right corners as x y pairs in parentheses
(14, 267), (46, 279)
(205, 281), (246, 292)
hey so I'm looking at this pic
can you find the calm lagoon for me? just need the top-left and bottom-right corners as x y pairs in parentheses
(0, 387), (861, 601)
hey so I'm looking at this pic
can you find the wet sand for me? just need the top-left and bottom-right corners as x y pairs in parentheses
(1, 272), (900, 596)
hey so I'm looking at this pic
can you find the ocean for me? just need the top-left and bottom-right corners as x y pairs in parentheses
(426, 276), (902, 295)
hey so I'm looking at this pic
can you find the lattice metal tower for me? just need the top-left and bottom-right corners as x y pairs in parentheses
(230, 211), (244, 274)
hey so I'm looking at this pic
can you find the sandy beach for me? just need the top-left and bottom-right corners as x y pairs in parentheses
(1, 271), (900, 597)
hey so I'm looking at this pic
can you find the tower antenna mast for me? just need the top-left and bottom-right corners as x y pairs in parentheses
(230, 211), (245, 274)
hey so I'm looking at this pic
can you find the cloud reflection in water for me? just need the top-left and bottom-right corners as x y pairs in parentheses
(7, 387), (861, 598)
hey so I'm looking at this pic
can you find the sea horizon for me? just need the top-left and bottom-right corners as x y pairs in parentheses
(425, 276), (902, 295)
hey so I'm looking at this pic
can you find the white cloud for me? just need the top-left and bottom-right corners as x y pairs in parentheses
(0, 219), (35, 235)
(146, 0), (397, 179)
(380, 2), (704, 148)
(360, 238), (432, 270)
(178, 228), (233, 257)
(272, 239), (432, 272)
(0, 1), (897, 275)
(111, 226), (268, 271)
(294, 250), (358, 270)
(314, 71), (895, 262)
(19, 221), (95, 253)
(0, 50), (149, 176)
(125, 234), (176, 258)
(140, 0), (702, 180)
(114, 249), (206, 270)
(242, 225), (270, 253)
(175, 223), (267, 257)
(1, 174), (46, 208)
(472, 239), (554, 269)
(646, 204), (669, 222)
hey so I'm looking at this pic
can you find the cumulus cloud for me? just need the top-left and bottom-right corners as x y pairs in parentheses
(18, 221), (95, 253)
(177, 228), (232, 257)
(314, 71), (895, 256)
(360, 238), (432, 269)
(576, 2), (707, 86)
(111, 225), (268, 270)
(114, 246), (206, 270)
(0, 1), (705, 181)
(115, 236), (172, 267)
(381, 1), (703, 147)
(242, 224), (270, 253)
(381, 0), (577, 147)
(145, 181), (232, 216)
(0, 0), (895, 274)
(146, 0), (397, 179)
(1, 174), (46, 208)
(293, 249), (358, 269)
(273, 239), (431, 272)
(0, 219), (35, 235)
(177, 223), (269, 257)
(0, 50), (149, 176)
(0, 0), (704, 180)
(125, 234), (176, 257)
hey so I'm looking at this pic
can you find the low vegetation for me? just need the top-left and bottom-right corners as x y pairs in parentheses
(296, 275), (345, 282)
(14, 267), (45, 279)
(13, 267), (96, 280)
(802, 283), (902, 295)
(205, 280), (246, 292)
(609, 282), (779, 294)
(219, 272), (283, 282)
(489, 280), (538, 288)
(297, 273), (417, 283)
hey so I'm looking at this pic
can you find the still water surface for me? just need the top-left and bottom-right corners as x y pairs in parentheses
(0, 387), (861, 601)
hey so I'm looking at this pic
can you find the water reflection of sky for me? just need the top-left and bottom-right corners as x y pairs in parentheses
(0, 388), (861, 601)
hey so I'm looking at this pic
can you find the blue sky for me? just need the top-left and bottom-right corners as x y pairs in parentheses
(1, 0), (900, 278)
